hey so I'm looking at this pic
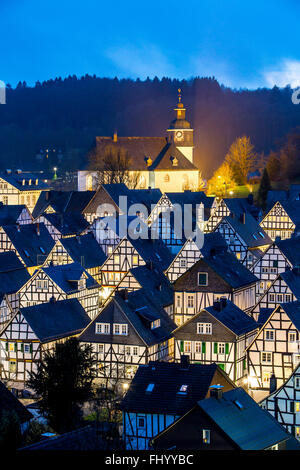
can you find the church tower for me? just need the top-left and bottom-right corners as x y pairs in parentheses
(166, 89), (194, 163)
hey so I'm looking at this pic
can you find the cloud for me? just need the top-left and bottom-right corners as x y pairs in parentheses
(105, 44), (176, 79)
(264, 59), (300, 88)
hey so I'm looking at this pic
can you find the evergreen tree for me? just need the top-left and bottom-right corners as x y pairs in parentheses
(0, 410), (22, 451)
(27, 338), (97, 433)
(256, 167), (272, 210)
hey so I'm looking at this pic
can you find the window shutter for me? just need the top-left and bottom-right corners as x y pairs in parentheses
(5, 342), (8, 352)
(20, 344), (24, 352)
(290, 401), (295, 413)
(214, 343), (218, 354)
(225, 343), (229, 355)
(14, 343), (17, 352)
(30, 344), (33, 353)
(202, 342), (206, 354)
(180, 341), (184, 353)
(243, 358), (246, 370)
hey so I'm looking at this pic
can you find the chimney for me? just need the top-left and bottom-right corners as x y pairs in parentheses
(16, 222), (20, 232)
(113, 131), (118, 143)
(121, 288), (128, 302)
(220, 296), (227, 309)
(209, 384), (224, 399)
(36, 223), (40, 236)
(180, 355), (190, 370)
(239, 212), (246, 224)
(269, 373), (277, 394)
(213, 299), (221, 311)
(146, 260), (153, 270)
(45, 191), (50, 201)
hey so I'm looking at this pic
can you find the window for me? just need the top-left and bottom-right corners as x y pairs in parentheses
(178, 384), (188, 394)
(9, 360), (16, 373)
(107, 246), (113, 254)
(295, 427), (300, 438)
(202, 429), (210, 444)
(218, 343), (225, 354)
(277, 294), (283, 302)
(265, 330), (275, 341)
(133, 346), (138, 356)
(184, 341), (191, 353)
(269, 294), (275, 302)
(132, 255), (139, 265)
(151, 319), (161, 329)
(24, 344), (31, 354)
(195, 342), (202, 353)
(146, 383), (155, 393)
(197, 323), (212, 335)
(176, 295), (181, 308)
(164, 174), (170, 183)
(187, 295), (194, 308)
(261, 352), (272, 363)
(125, 346), (131, 356)
(113, 324), (128, 335)
(285, 294), (291, 302)
(114, 255), (120, 264)
(137, 416), (145, 428)
(198, 272), (208, 286)
(98, 344), (104, 354)
(95, 323), (110, 334)
(180, 259), (186, 268)
(289, 332), (296, 343)
(295, 377), (300, 389)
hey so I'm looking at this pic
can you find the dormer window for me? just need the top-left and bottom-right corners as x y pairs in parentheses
(178, 384), (188, 395)
(151, 319), (161, 330)
(39, 246), (45, 254)
(78, 278), (86, 290)
(146, 383), (155, 393)
(22, 179), (25, 186)
(23, 249), (30, 257)
(198, 272), (208, 286)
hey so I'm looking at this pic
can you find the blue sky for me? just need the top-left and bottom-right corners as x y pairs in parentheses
(1, 0), (300, 89)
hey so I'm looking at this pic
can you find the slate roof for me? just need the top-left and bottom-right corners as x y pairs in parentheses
(278, 300), (300, 331)
(148, 143), (197, 171)
(280, 268), (300, 299)
(204, 300), (258, 335)
(0, 204), (31, 225)
(80, 290), (176, 347)
(202, 246), (258, 288)
(60, 233), (107, 269)
(198, 387), (298, 450)
(0, 380), (32, 424)
(129, 235), (175, 271)
(32, 190), (96, 218)
(119, 361), (223, 415)
(42, 212), (90, 236)
(127, 264), (174, 308)
(220, 213), (272, 248)
(94, 136), (167, 171)
(0, 171), (49, 191)
(0, 252), (31, 295)
(257, 308), (274, 326)
(277, 237), (300, 266)
(2, 223), (55, 268)
(223, 197), (260, 219)
(102, 184), (162, 212)
(200, 232), (228, 257)
(42, 262), (99, 293)
(166, 191), (214, 210)
(266, 190), (288, 211)
(20, 298), (90, 343)
(280, 200), (300, 226)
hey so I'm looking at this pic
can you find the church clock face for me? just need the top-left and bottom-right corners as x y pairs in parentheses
(175, 130), (184, 141)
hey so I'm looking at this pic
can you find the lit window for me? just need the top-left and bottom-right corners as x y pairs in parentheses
(184, 341), (191, 353)
(132, 255), (139, 265)
(114, 255), (120, 264)
(151, 319), (161, 329)
(146, 383), (155, 393)
(178, 384), (188, 395)
(107, 246), (113, 254)
(202, 429), (210, 444)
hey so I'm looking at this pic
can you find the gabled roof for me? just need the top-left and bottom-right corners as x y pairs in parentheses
(222, 197), (260, 219)
(203, 299), (258, 335)
(20, 298), (90, 342)
(101, 184), (163, 213)
(220, 214), (272, 248)
(280, 268), (300, 299)
(165, 191), (214, 210)
(2, 223), (55, 268)
(128, 235), (175, 271)
(60, 233), (106, 269)
(32, 190), (96, 218)
(94, 136), (167, 171)
(0, 171), (49, 191)
(198, 387), (296, 450)
(119, 361), (225, 415)
(42, 212), (89, 236)
(257, 307), (274, 326)
(127, 264), (174, 308)
(277, 236), (300, 266)
(0, 380), (32, 424)
(0, 204), (31, 225)
(148, 143), (197, 171)
(0, 253), (31, 294)
(278, 300), (300, 331)
(42, 262), (99, 293)
(80, 290), (176, 347)
(280, 200), (300, 225)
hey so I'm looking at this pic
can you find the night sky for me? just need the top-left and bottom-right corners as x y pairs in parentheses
(1, 0), (300, 89)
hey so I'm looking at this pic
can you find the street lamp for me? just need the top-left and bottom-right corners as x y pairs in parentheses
(53, 167), (57, 180)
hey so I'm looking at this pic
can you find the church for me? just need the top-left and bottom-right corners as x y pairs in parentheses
(78, 90), (200, 193)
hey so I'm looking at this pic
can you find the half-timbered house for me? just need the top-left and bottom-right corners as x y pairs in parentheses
(172, 242), (258, 326)
(0, 223), (55, 275)
(17, 262), (100, 319)
(120, 358), (235, 450)
(205, 196), (260, 233)
(260, 363), (300, 440)
(214, 213), (271, 268)
(0, 170), (49, 211)
(34, 211), (90, 241)
(251, 236), (300, 299)
(0, 380), (33, 432)
(171, 298), (258, 383)
(0, 204), (32, 225)
(0, 298), (90, 386)
(45, 233), (107, 283)
(250, 267), (300, 321)
(32, 190), (96, 220)
(150, 386), (300, 450)
(247, 301), (300, 401)
(79, 289), (176, 385)
(260, 200), (300, 240)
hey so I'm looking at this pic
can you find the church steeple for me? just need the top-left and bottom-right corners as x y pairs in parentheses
(166, 89), (194, 164)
